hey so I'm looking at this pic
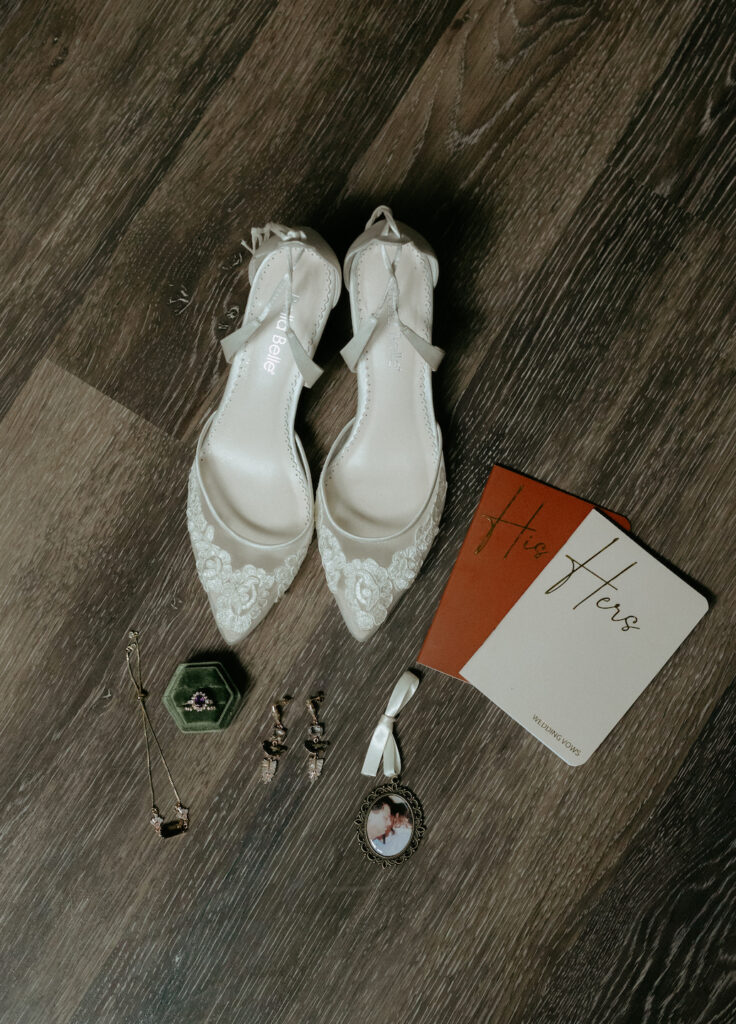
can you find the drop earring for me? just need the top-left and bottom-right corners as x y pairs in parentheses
(304, 692), (328, 782)
(260, 695), (291, 783)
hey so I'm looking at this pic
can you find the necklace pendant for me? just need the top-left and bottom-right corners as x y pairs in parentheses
(149, 803), (189, 839)
(355, 779), (425, 865)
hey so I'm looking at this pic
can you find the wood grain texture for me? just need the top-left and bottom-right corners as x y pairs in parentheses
(520, 677), (736, 1024)
(0, 0), (277, 416)
(46, 0), (462, 437)
(610, 0), (736, 233)
(0, 0), (735, 1022)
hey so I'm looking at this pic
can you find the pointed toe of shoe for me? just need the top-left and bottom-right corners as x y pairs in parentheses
(213, 620), (250, 646)
(330, 587), (383, 643)
(207, 594), (266, 646)
(315, 449), (447, 643)
(188, 465), (309, 644)
(345, 621), (379, 643)
(199, 555), (292, 645)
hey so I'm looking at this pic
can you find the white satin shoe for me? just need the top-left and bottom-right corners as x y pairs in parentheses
(188, 223), (341, 643)
(316, 206), (446, 641)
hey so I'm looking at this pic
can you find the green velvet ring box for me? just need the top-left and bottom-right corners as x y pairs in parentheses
(163, 661), (242, 733)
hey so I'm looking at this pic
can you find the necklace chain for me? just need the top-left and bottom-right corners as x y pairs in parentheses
(125, 631), (189, 837)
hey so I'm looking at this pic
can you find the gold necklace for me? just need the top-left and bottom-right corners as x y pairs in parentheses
(125, 631), (189, 838)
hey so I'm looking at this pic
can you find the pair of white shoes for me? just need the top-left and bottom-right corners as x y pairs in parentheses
(187, 206), (446, 644)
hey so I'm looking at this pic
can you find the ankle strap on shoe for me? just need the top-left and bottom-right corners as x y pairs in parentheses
(344, 206), (439, 289)
(341, 242), (444, 373)
(366, 205), (402, 237)
(220, 243), (323, 388)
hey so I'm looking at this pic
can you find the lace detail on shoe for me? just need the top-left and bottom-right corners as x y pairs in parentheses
(187, 466), (309, 639)
(316, 460), (446, 633)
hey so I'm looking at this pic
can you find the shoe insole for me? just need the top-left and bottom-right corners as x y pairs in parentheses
(324, 242), (440, 538)
(200, 247), (332, 546)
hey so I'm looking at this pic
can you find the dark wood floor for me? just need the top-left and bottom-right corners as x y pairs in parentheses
(1, 2), (734, 1022)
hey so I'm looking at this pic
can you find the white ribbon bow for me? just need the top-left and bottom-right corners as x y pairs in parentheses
(361, 671), (420, 778)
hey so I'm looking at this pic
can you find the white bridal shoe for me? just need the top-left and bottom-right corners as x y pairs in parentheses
(188, 223), (341, 643)
(316, 206), (446, 641)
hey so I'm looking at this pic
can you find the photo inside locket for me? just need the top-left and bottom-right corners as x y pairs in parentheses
(366, 795), (414, 856)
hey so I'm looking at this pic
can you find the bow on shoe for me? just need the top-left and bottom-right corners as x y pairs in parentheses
(340, 240), (445, 373)
(361, 670), (420, 778)
(220, 224), (323, 388)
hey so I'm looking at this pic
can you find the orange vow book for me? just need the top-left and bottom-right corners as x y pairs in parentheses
(418, 467), (630, 680)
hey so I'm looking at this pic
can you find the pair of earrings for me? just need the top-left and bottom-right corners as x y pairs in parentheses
(260, 692), (328, 784)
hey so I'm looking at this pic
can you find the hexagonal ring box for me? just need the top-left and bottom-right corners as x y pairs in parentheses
(163, 661), (242, 733)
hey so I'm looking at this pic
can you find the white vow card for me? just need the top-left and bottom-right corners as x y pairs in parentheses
(460, 510), (708, 765)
